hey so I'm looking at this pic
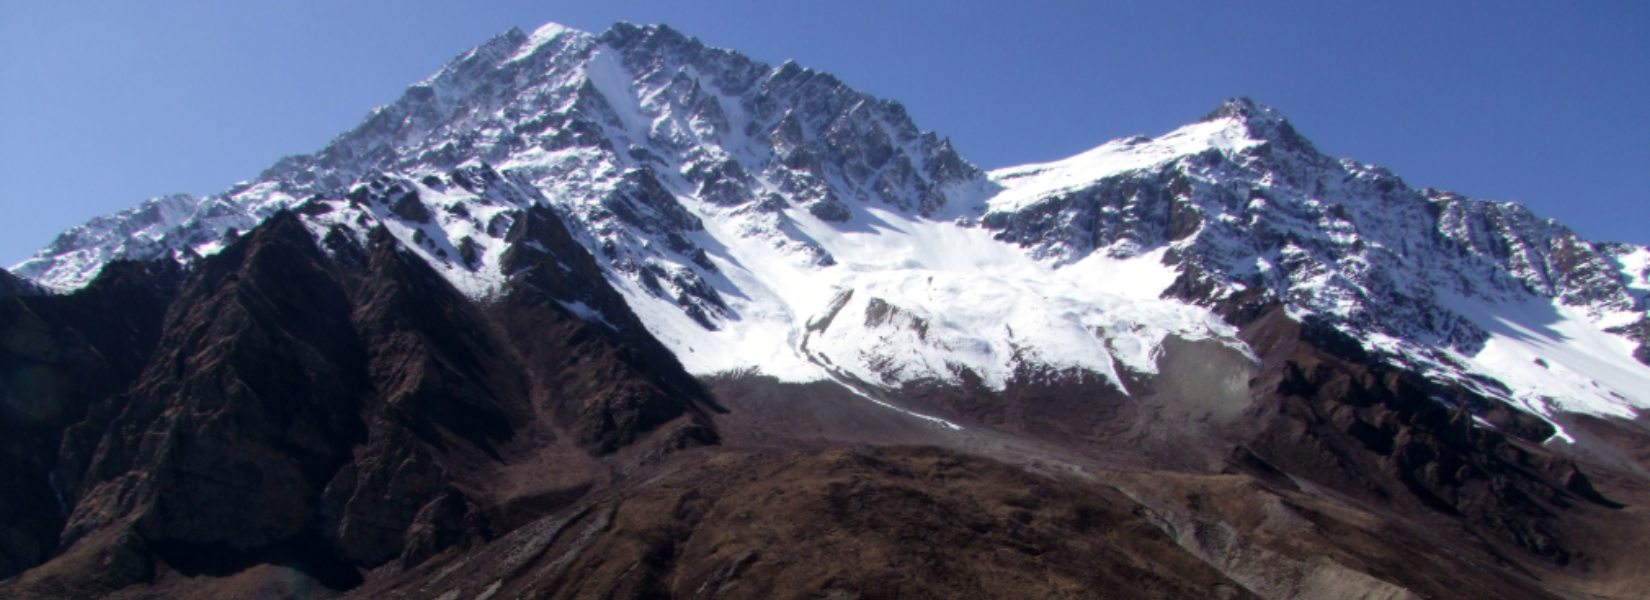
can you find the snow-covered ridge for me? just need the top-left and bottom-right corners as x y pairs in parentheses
(9, 23), (1650, 435)
(979, 97), (1650, 434)
(989, 116), (1264, 214)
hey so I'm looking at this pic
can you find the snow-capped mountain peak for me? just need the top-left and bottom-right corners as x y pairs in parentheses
(10, 26), (1650, 440)
(1198, 96), (1314, 146)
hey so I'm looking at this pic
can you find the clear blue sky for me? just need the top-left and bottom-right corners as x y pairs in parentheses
(2, 1), (1647, 266)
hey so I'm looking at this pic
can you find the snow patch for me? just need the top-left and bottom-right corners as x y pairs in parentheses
(558, 300), (616, 331)
(1444, 294), (1650, 425)
(507, 22), (583, 63)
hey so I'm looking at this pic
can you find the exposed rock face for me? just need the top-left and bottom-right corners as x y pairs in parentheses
(1234, 307), (1613, 565)
(0, 261), (181, 579)
(1607, 315), (1650, 366)
(494, 204), (721, 454)
(61, 213), (372, 562)
(0, 208), (719, 594)
(318, 225), (522, 570)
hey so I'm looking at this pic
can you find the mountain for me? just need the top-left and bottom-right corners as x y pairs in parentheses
(5, 21), (1650, 600)
(16, 23), (1648, 437)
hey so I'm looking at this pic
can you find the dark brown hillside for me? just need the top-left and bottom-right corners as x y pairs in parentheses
(55, 211), (376, 583)
(0, 209), (722, 598)
(319, 225), (527, 571)
(687, 307), (1650, 599)
(1234, 309), (1613, 561)
(0, 260), (182, 579)
(339, 446), (1263, 600)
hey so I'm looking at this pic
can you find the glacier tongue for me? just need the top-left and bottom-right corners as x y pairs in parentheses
(9, 23), (1650, 432)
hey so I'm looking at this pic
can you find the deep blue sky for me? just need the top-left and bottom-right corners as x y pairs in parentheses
(2, 1), (1647, 266)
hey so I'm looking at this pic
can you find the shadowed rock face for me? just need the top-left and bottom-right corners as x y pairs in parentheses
(0, 267), (37, 297)
(0, 260), (182, 579)
(0, 209), (720, 595)
(496, 205), (721, 454)
(59, 212), (375, 558)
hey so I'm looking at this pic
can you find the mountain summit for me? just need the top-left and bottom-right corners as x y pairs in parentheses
(5, 21), (1650, 600)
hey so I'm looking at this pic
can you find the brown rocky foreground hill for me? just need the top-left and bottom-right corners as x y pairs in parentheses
(3, 211), (1650, 600)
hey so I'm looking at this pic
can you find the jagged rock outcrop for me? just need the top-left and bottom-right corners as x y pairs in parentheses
(986, 100), (1602, 358)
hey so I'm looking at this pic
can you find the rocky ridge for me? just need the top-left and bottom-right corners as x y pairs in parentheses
(15, 23), (976, 328)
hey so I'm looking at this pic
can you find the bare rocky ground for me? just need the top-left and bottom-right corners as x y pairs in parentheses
(3, 212), (1650, 599)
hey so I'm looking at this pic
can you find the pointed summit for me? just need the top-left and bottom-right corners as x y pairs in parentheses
(512, 22), (582, 57)
(1199, 97), (1285, 125)
(1200, 97), (1318, 155)
(986, 98), (1329, 215)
